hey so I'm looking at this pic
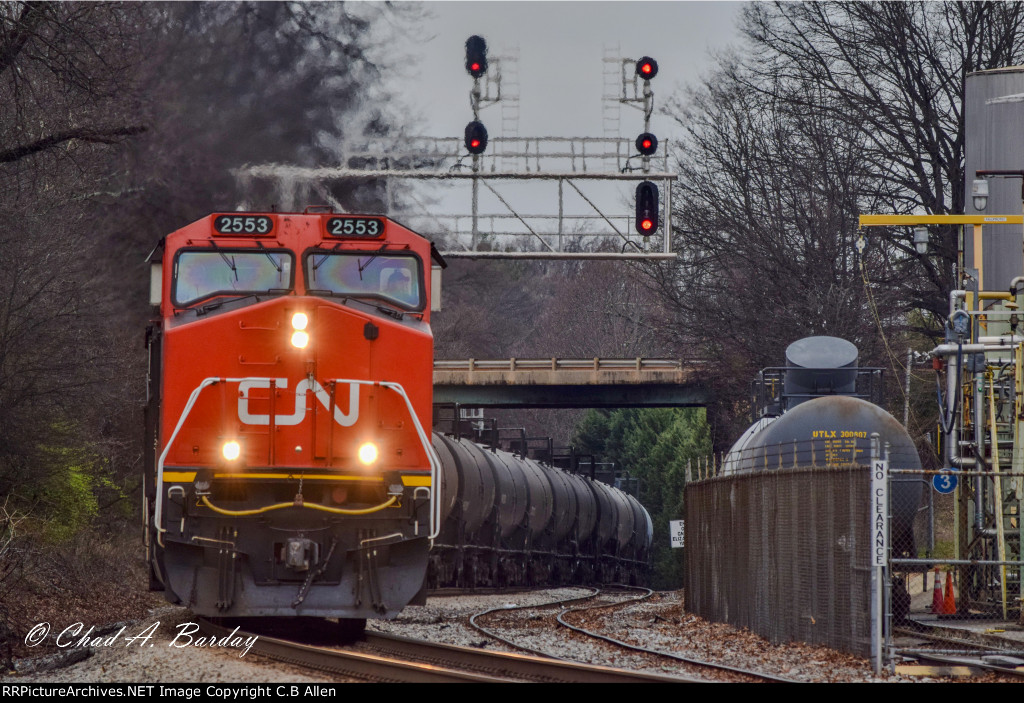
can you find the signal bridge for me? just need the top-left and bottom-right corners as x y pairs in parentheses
(235, 41), (674, 261)
(235, 135), (676, 261)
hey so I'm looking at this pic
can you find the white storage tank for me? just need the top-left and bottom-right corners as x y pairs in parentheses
(965, 66), (1024, 290)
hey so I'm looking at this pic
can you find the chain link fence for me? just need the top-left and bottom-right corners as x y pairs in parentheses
(685, 464), (874, 656)
(893, 468), (1024, 659)
(685, 457), (1024, 661)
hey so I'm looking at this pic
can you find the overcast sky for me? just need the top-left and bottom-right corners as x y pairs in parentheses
(357, 1), (747, 237)
(387, 1), (746, 141)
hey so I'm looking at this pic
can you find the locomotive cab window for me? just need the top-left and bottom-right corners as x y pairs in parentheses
(304, 251), (424, 311)
(173, 249), (294, 307)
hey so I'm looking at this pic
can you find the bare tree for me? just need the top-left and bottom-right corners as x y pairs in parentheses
(650, 2), (1024, 443)
(653, 53), (901, 442)
(0, 3), (146, 172)
(0, 2), (148, 509)
(740, 1), (1024, 323)
(521, 260), (673, 359)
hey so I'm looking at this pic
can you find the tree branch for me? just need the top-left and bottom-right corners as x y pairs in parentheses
(0, 125), (146, 165)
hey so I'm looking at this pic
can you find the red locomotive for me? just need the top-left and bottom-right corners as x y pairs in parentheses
(144, 211), (442, 630)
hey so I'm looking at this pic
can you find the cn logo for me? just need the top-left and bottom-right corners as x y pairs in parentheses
(238, 379), (359, 427)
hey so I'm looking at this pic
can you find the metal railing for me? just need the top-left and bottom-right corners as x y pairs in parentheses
(750, 366), (885, 421)
(434, 357), (695, 372)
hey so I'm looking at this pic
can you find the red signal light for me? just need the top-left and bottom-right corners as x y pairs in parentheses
(466, 36), (488, 79)
(635, 56), (659, 81)
(635, 132), (658, 156)
(635, 181), (659, 236)
(464, 121), (488, 154)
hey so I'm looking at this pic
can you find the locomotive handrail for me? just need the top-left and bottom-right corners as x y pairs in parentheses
(155, 376), (255, 546)
(155, 376), (440, 546)
(325, 378), (442, 541)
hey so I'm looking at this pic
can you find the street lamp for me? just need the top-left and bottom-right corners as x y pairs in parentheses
(972, 178), (989, 211)
(913, 227), (929, 255)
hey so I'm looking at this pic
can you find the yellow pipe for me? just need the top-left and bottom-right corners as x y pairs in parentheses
(213, 473), (381, 482)
(858, 214), (1023, 226)
(979, 292), (1015, 301)
(200, 495), (397, 516)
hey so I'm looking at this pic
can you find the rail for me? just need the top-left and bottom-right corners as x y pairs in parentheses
(197, 618), (685, 683)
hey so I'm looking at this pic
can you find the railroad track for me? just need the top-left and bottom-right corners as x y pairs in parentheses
(468, 585), (798, 683)
(198, 617), (687, 683)
(893, 624), (1024, 678)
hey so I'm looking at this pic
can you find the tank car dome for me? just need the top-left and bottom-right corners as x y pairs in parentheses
(783, 336), (860, 408)
(785, 336), (858, 370)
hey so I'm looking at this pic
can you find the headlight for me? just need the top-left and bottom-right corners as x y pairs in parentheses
(291, 312), (308, 330)
(222, 441), (241, 461)
(291, 330), (309, 348)
(358, 442), (379, 465)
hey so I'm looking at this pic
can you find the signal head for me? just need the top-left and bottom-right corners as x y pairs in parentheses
(466, 35), (488, 78)
(635, 132), (658, 156)
(635, 181), (659, 236)
(464, 120), (488, 154)
(635, 56), (659, 80)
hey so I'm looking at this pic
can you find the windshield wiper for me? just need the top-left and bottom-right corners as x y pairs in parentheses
(193, 289), (290, 315)
(197, 294), (258, 315)
(208, 240), (239, 281)
(356, 244), (389, 281)
(255, 242), (282, 274)
(305, 290), (406, 319)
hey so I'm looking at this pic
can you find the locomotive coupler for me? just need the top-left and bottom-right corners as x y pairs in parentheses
(283, 537), (319, 572)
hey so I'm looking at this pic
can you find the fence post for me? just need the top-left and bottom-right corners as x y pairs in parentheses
(869, 433), (888, 674)
(884, 442), (893, 673)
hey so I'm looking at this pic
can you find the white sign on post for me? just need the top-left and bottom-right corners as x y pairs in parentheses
(670, 520), (684, 548)
(871, 459), (888, 568)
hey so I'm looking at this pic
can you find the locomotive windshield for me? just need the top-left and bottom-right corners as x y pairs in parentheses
(173, 249), (294, 306)
(305, 251), (423, 310)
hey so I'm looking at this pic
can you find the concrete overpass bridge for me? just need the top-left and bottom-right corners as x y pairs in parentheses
(433, 358), (709, 408)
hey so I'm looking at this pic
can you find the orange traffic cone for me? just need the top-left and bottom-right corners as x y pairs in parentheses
(930, 567), (944, 613)
(941, 571), (957, 616)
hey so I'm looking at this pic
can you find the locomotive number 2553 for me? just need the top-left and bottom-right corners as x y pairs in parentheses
(214, 215), (273, 235)
(325, 217), (384, 237)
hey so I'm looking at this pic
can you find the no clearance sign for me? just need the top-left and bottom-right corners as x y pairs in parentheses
(871, 459), (888, 568)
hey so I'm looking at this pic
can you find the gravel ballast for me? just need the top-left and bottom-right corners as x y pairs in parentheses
(5, 589), (1016, 683)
